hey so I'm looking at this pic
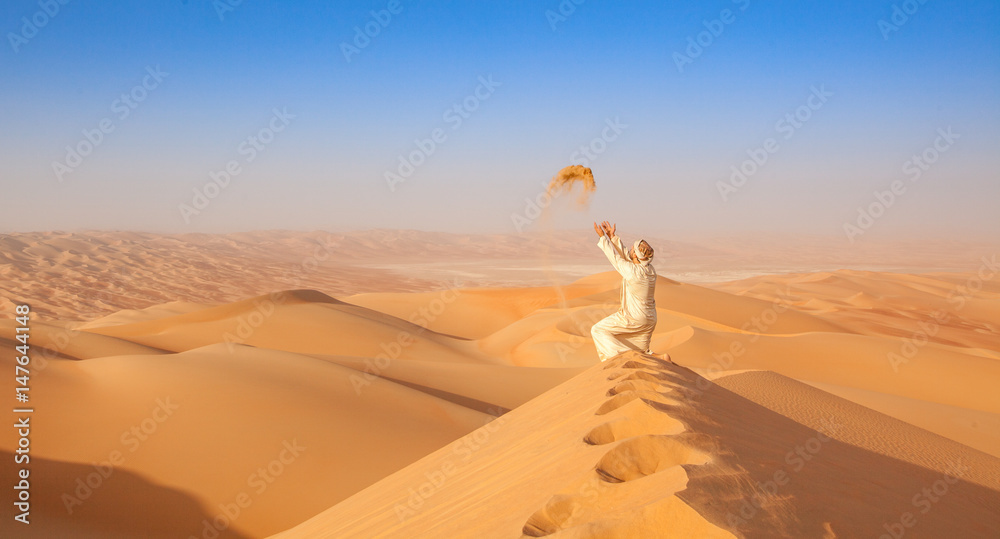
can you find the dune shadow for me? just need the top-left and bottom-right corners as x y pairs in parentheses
(0, 450), (251, 539)
(381, 376), (511, 416)
(645, 379), (1000, 538)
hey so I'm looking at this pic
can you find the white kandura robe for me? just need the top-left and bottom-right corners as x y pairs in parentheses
(590, 234), (657, 362)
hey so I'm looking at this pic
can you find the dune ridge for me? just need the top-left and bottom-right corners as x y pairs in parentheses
(1, 232), (998, 537)
(3, 230), (995, 321)
(271, 353), (1000, 538)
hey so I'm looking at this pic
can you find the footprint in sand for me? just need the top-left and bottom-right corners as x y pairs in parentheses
(605, 378), (662, 397)
(616, 370), (663, 384)
(594, 434), (709, 483)
(594, 390), (666, 415)
(522, 355), (708, 537)
(522, 494), (584, 537)
(584, 398), (684, 445)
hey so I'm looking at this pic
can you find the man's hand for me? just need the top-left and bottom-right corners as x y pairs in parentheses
(601, 221), (617, 237)
(593, 222), (605, 238)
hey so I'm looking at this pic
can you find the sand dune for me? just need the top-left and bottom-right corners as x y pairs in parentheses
(2, 341), (498, 538)
(81, 290), (500, 364)
(4, 230), (995, 321)
(701, 268), (1000, 456)
(273, 353), (1000, 538)
(1, 231), (998, 537)
(0, 278), (621, 537)
(714, 370), (1000, 490)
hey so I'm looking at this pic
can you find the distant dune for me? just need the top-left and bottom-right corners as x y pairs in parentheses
(1, 230), (998, 537)
(2, 230), (996, 321)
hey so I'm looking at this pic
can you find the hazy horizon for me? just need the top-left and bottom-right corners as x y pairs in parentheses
(3, 225), (1000, 244)
(3, 1), (998, 243)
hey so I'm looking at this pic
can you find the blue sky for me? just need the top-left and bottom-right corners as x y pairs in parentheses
(2, 0), (998, 241)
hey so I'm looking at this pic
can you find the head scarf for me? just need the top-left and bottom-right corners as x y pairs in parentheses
(632, 239), (653, 265)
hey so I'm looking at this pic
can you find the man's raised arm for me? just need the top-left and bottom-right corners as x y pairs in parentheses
(595, 221), (629, 274)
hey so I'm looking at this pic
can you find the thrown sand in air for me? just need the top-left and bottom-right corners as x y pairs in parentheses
(548, 165), (596, 206)
(538, 165), (597, 308)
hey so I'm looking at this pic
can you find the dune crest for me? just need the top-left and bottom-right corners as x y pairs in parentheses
(2, 235), (998, 537)
(271, 352), (1000, 538)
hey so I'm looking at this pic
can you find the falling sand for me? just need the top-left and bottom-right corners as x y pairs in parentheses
(538, 165), (599, 309)
(547, 165), (597, 206)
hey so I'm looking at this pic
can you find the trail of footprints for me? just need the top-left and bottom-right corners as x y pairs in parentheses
(522, 355), (709, 537)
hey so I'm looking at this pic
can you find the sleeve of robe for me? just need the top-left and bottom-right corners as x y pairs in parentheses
(597, 234), (646, 282)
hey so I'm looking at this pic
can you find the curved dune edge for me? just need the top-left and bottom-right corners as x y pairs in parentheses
(268, 352), (736, 539)
(2, 263), (998, 537)
(268, 352), (1000, 538)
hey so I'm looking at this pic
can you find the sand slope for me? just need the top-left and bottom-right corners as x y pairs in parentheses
(0, 281), (606, 537)
(2, 234), (998, 537)
(701, 269), (1000, 456)
(1, 342), (497, 538)
(272, 353), (1000, 538)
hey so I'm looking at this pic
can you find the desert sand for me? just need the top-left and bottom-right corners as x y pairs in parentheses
(1, 230), (998, 538)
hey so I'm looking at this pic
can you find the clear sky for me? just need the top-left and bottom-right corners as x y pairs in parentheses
(2, 0), (998, 242)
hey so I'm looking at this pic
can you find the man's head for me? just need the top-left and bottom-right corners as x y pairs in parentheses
(629, 240), (654, 264)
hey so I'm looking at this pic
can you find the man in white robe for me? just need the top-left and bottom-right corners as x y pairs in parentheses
(590, 221), (659, 362)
